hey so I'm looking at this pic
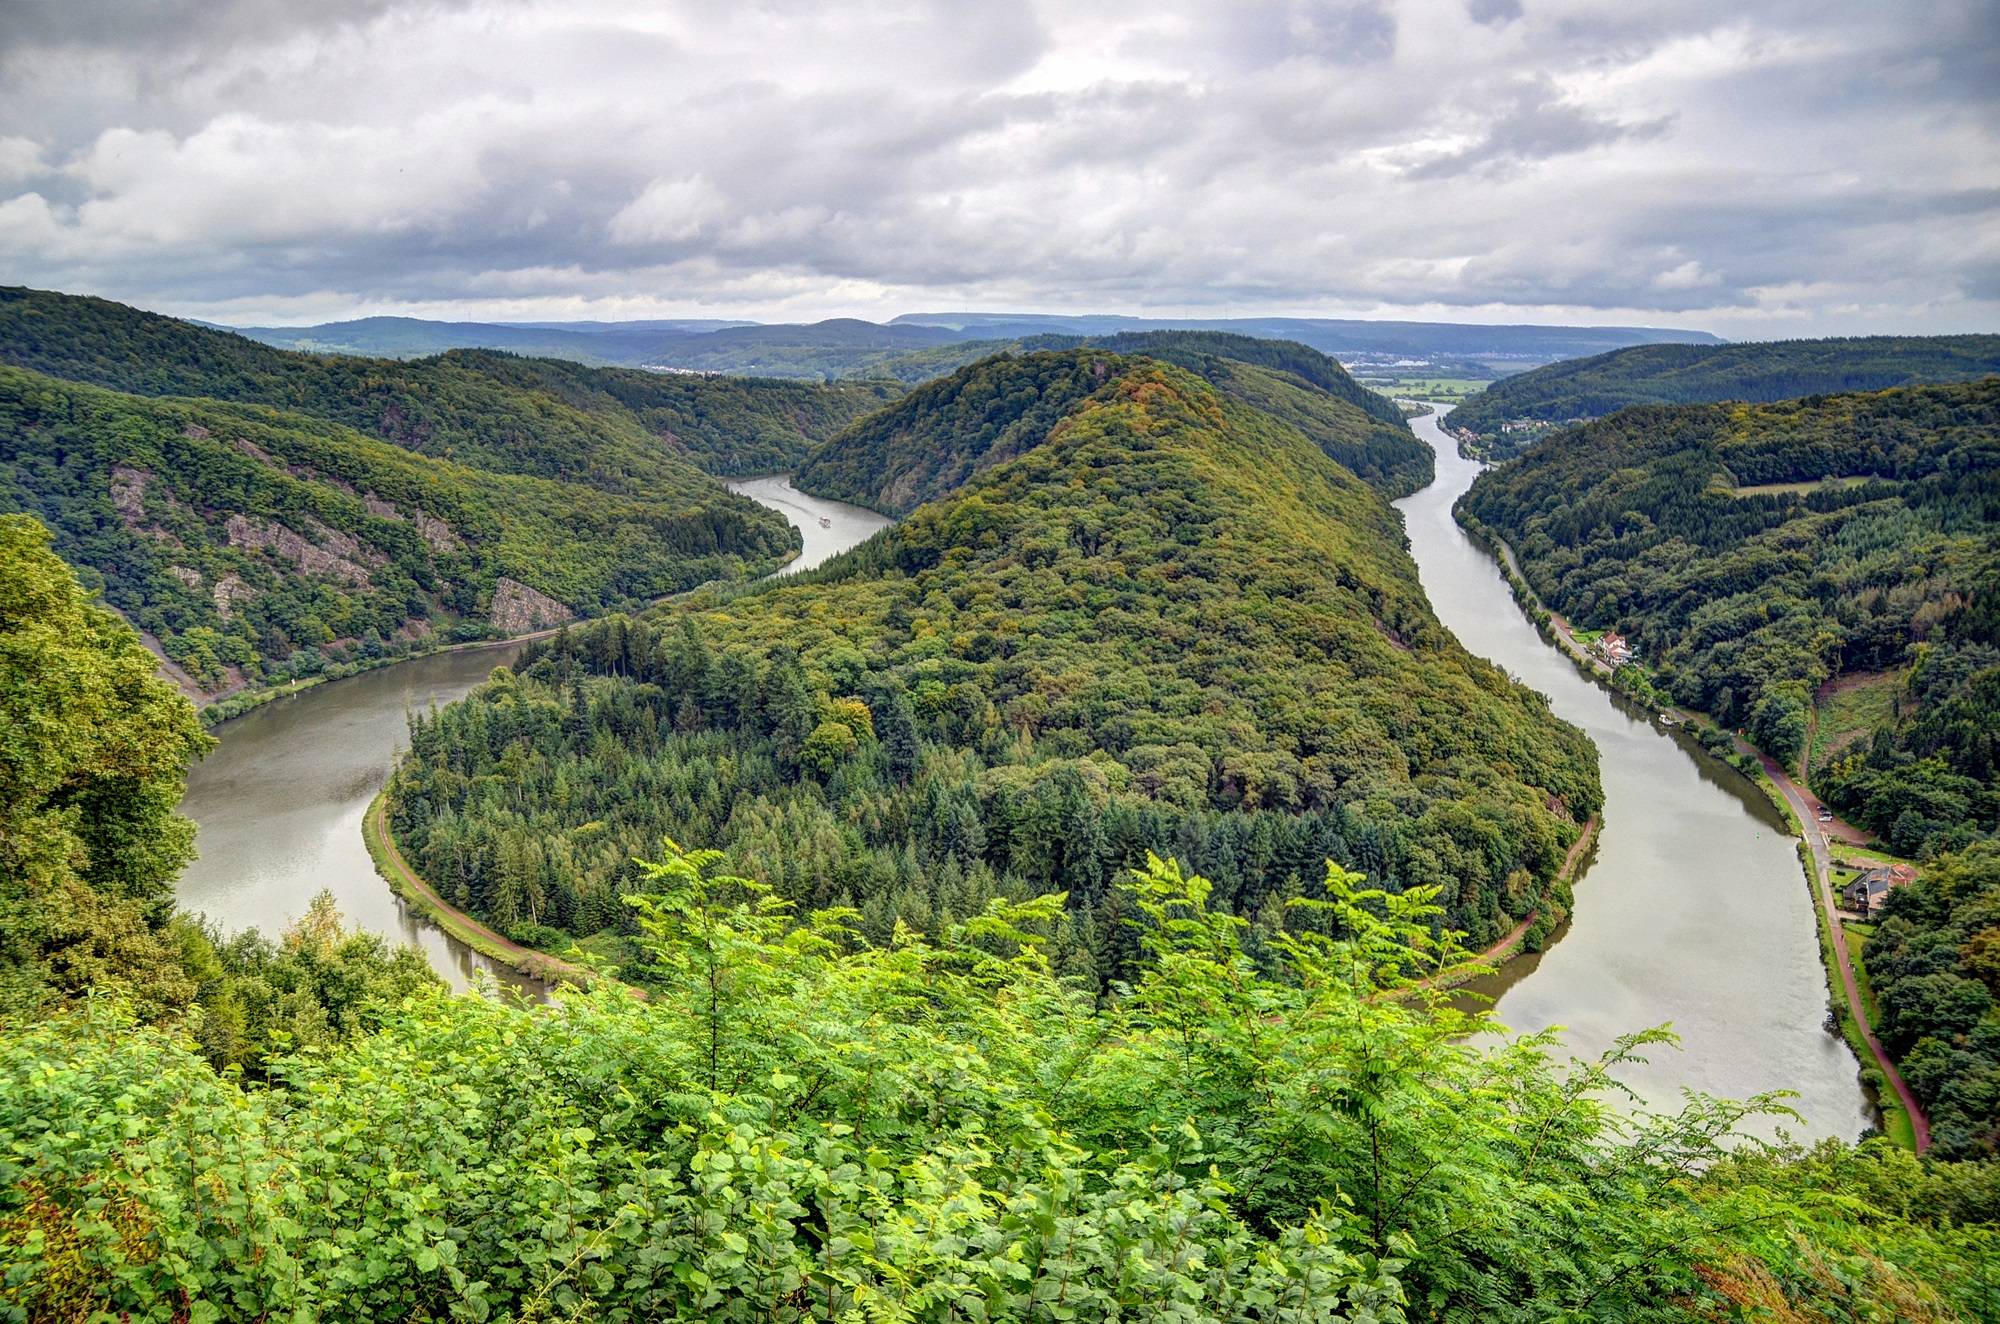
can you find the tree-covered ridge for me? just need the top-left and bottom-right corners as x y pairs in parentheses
(408, 349), (895, 476)
(794, 343), (1427, 515)
(1869, 843), (2000, 1159)
(0, 286), (882, 487)
(1457, 382), (1998, 858)
(792, 351), (1123, 513)
(1445, 334), (2000, 456)
(1089, 329), (1410, 429)
(5, 500), (1998, 1321)
(0, 365), (797, 696)
(391, 361), (1597, 982)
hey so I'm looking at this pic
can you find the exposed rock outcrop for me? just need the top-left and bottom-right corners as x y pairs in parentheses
(225, 514), (376, 587)
(110, 465), (150, 526)
(109, 466), (182, 545)
(212, 573), (250, 621)
(166, 565), (203, 589)
(489, 577), (573, 632)
(361, 492), (463, 552)
(414, 511), (463, 553)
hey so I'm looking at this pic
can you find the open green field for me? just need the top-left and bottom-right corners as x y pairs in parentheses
(1724, 475), (1875, 498)
(1809, 670), (1904, 777)
(1357, 376), (1488, 401)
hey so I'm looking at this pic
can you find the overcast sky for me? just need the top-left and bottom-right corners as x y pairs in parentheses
(2, 0), (1995, 337)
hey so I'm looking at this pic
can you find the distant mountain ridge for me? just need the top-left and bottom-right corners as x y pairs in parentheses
(891, 312), (1724, 360)
(207, 307), (1724, 379)
(1444, 334), (2000, 457)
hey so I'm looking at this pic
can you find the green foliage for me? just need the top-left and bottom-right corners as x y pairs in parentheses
(1458, 382), (1999, 855)
(795, 351), (1124, 513)
(1445, 333), (2000, 457)
(0, 364), (798, 695)
(1869, 843), (2000, 1158)
(392, 361), (1597, 983)
(402, 349), (896, 476)
(1088, 330), (1410, 429)
(3, 855), (1994, 1321)
(0, 514), (213, 1020)
(0, 542), (1992, 1319)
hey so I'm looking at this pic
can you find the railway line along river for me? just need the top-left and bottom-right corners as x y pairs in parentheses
(1396, 407), (1869, 1139)
(174, 478), (890, 993)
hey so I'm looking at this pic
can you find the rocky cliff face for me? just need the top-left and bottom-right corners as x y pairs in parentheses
(489, 577), (574, 632)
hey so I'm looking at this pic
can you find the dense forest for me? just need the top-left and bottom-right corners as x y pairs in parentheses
(0, 287), (887, 486)
(391, 357), (1596, 989)
(795, 341), (1427, 515)
(0, 364), (798, 697)
(6, 508), (1999, 1321)
(1869, 844), (2000, 1159)
(1445, 334), (2000, 457)
(1458, 382), (1999, 857)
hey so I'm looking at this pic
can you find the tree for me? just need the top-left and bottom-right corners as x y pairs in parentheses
(0, 514), (212, 1018)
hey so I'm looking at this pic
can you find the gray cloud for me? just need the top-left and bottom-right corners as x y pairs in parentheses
(0, 0), (1993, 336)
(1407, 76), (1675, 179)
(1467, 0), (1522, 27)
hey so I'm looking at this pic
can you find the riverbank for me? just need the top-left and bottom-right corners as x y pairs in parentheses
(1460, 505), (1924, 1148)
(1427, 814), (1600, 990)
(363, 790), (592, 990)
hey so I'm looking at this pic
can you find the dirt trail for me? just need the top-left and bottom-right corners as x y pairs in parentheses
(1753, 748), (1930, 1152)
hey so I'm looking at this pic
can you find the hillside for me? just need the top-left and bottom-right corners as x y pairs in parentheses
(1446, 335), (2000, 457)
(0, 365), (798, 699)
(217, 314), (749, 362)
(391, 359), (1599, 982)
(794, 339), (1426, 513)
(5, 397), (1995, 1324)
(0, 287), (885, 484)
(208, 307), (1725, 381)
(1459, 381), (1998, 849)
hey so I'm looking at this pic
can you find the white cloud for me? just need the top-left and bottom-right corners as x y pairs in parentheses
(0, 0), (1991, 337)
(608, 176), (728, 245)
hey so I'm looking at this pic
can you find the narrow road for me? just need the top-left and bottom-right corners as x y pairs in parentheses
(368, 794), (599, 989)
(1754, 749), (1931, 1152)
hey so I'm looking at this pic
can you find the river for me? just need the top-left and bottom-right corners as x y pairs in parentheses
(1396, 407), (1869, 1138)
(174, 479), (890, 992)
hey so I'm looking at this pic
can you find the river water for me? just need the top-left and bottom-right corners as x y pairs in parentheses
(174, 479), (890, 992)
(1396, 408), (1868, 1138)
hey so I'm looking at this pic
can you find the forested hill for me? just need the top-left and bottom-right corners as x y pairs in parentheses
(1088, 329), (1410, 429)
(7, 512), (1994, 1320)
(0, 364), (798, 699)
(1445, 334), (2000, 457)
(392, 359), (1599, 986)
(0, 287), (889, 483)
(1458, 381), (1998, 857)
(793, 340), (1428, 514)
